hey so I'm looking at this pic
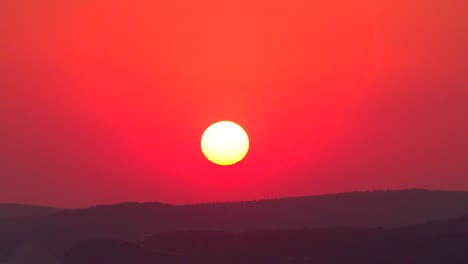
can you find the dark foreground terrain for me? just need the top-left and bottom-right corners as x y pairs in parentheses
(2, 189), (468, 263)
(64, 225), (468, 264)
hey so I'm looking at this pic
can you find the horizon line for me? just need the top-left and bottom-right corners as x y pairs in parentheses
(2, 188), (467, 210)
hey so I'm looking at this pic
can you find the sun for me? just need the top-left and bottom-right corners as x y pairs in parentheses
(201, 121), (249, 166)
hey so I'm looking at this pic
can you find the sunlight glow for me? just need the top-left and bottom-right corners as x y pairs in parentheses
(201, 121), (249, 166)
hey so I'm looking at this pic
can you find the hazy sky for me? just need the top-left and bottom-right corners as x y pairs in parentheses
(1, 0), (467, 207)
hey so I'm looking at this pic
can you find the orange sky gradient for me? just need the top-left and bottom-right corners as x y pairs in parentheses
(1, 0), (467, 207)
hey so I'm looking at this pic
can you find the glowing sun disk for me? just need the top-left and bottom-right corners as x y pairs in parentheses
(201, 121), (249, 166)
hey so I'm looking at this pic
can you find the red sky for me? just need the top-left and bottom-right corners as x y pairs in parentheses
(1, 0), (467, 207)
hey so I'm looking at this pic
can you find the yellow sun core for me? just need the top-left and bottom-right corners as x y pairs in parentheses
(201, 121), (249, 166)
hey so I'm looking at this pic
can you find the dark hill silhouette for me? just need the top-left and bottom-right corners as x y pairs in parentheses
(8, 189), (468, 235)
(395, 213), (468, 238)
(0, 204), (63, 219)
(64, 220), (468, 264)
(62, 240), (154, 264)
(3, 189), (468, 263)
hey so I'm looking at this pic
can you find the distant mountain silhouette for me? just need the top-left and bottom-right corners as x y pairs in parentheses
(2, 189), (468, 263)
(0, 204), (63, 219)
(6, 189), (468, 238)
